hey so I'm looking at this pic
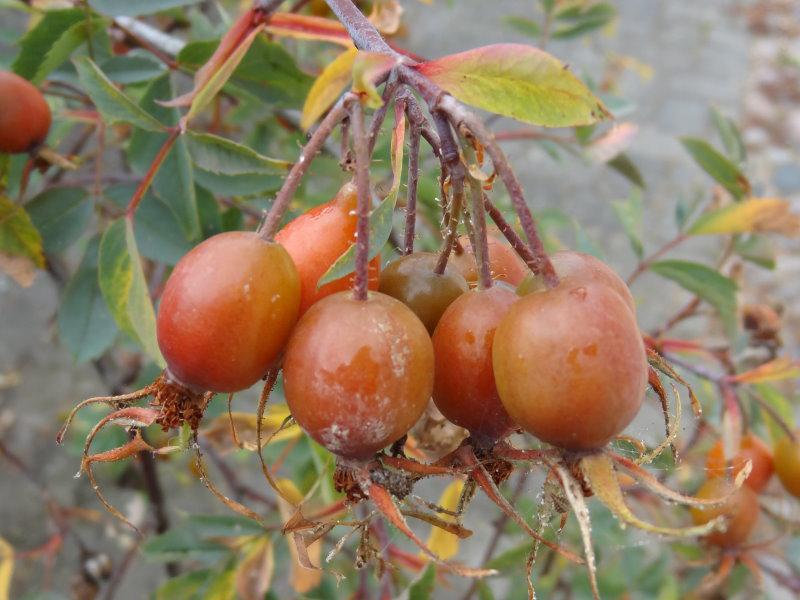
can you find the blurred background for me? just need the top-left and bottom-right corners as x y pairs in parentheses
(2, 1), (799, 598)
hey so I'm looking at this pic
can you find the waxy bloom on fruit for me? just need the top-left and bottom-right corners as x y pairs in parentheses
(283, 292), (433, 460)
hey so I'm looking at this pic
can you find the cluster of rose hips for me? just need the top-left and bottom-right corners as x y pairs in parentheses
(156, 179), (647, 471)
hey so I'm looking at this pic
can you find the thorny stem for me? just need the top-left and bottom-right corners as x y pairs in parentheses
(125, 127), (180, 219)
(404, 125), (421, 255)
(351, 100), (372, 301)
(258, 95), (355, 240)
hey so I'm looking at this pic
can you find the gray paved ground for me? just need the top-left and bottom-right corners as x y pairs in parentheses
(2, 1), (798, 598)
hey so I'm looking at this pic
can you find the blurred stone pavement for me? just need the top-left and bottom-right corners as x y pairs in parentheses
(2, 1), (799, 598)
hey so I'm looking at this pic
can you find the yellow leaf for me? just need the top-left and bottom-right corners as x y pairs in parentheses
(235, 537), (274, 600)
(276, 479), (322, 593)
(201, 405), (301, 452)
(730, 358), (800, 384)
(301, 48), (357, 131)
(352, 51), (396, 108)
(0, 537), (13, 600)
(424, 480), (464, 560)
(689, 198), (800, 237)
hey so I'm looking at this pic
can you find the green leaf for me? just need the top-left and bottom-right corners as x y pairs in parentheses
(98, 219), (163, 364)
(680, 137), (750, 200)
(11, 9), (84, 81)
(0, 195), (44, 267)
(177, 37), (313, 108)
(105, 184), (192, 266)
(143, 515), (264, 562)
(754, 384), (795, 443)
(711, 106), (746, 164)
(553, 3), (616, 39)
(486, 543), (531, 572)
(503, 16), (541, 38)
(89, 0), (203, 17)
(611, 188), (644, 259)
(30, 17), (107, 84)
(99, 52), (167, 84)
(650, 259), (738, 337)
(155, 569), (213, 600)
(416, 44), (611, 128)
(607, 153), (645, 188)
(58, 237), (118, 363)
(25, 187), (91, 254)
(476, 580), (496, 600)
(129, 74), (199, 239)
(734, 234), (775, 270)
(73, 56), (164, 132)
(186, 132), (291, 176)
(193, 170), (281, 196)
(317, 193), (395, 288)
(408, 563), (436, 600)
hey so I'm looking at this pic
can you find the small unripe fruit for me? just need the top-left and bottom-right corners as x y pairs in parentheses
(379, 252), (468, 334)
(774, 432), (800, 498)
(0, 71), (51, 154)
(157, 231), (300, 393)
(690, 479), (759, 547)
(283, 292), (433, 460)
(706, 434), (774, 492)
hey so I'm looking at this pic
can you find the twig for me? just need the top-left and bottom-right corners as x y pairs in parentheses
(351, 100), (371, 301)
(404, 124), (421, 255)
(433, 112), (465, 275)
(626, 233), (688, 286)
(258, 94), (356, 240)
(125, 127), (180, 219)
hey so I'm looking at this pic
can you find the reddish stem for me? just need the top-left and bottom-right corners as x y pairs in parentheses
(483, 196), (539, 272)
(125, 127), (180, 219)
(351, 100), (371, 301)
(258, 94), (355, 240)
(468, 180), (492, 290)
(626, 233), (688, 286)
(404, 125), (421, 255)
(433, 112), (465, 275)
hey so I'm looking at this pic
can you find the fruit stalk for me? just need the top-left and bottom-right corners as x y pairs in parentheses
(258, 94), (356, 240)
(351, 99), (371, 301)
(324, 0), (559, 286)
(404, 124), (421, 255)
(433, 112), (466, 275)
